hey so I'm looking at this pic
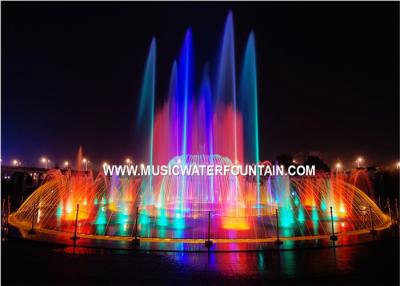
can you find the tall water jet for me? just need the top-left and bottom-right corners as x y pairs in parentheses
(200, 66), (214, 156)
(178, 29), (193, 157)
(76, 145), (83, 171)
(199, 66), (215, 202)
(168, 62), (179, 162)
(240, 32), (261, 209)
(137, 38), (156, 209)
(215, 11), (240, 163)
(174, 29), (194, 227)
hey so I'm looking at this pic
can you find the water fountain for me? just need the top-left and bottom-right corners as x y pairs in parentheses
(9, 12), (390, 247)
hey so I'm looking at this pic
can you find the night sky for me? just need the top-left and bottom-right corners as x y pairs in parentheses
(2, 2), (399, 168)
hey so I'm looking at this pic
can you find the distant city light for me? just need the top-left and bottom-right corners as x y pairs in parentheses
(41, 157), (50, 169)
(396, 161), (400, 169)
(82, 158), (88, 171)
(356, 157), (363, 168)
(125, 158), (132, 164)
(64, 161), (69, 167)
(336, 162), (342, 171)
(102, 162), (109, 168)
(12, 159), (21, 166)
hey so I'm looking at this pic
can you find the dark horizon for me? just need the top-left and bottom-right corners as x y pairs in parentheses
(2, 2), (399, 168)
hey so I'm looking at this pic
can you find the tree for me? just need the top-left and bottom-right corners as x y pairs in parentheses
(304, 156), (330, 172)
(275, 154), (294, 169)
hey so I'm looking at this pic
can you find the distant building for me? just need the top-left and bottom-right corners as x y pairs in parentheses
(1, 166), (48, 211)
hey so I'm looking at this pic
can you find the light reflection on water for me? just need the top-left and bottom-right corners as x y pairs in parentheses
(164, 243), (358, 279)
(50, 236), (397, 285)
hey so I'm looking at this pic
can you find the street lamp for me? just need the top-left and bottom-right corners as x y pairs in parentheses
(82, 158), (88, 171)
(41, 157), (50, 169)
(356, 157), (363, 168)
